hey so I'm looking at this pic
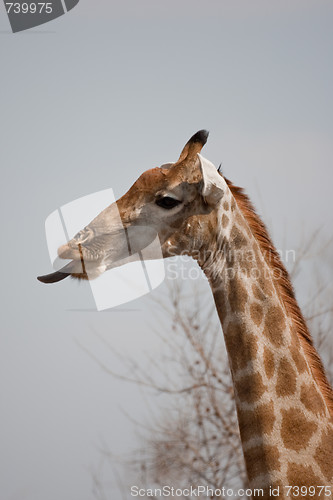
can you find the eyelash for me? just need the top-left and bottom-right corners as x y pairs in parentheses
(155, 196), (182, 209)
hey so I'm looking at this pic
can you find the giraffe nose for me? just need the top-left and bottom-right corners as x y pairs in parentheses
(58, 242), (81, 260)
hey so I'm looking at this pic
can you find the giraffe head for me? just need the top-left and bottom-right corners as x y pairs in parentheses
(38, 130), (228, 284)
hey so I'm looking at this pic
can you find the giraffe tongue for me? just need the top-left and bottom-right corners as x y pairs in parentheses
(37, 260), (78, 284)
(37, 270), (70, 284)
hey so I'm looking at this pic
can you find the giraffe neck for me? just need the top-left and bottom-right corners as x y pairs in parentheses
(195, 187), (333, 494)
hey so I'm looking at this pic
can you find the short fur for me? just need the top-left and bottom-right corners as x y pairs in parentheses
(225, 177), (333, 416)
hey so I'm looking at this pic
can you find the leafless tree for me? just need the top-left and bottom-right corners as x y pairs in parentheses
(127, 282), (248, 498)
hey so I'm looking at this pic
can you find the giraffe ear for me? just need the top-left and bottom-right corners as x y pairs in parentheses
(197, 154), (225, 205)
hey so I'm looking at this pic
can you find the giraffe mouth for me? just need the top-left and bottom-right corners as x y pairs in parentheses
(37, 257), (112, 283)
(37, 227), (159, 284)
(37, 251), (91, 283)
(37, 231), (106, 283)
(37, 240), (108, 284)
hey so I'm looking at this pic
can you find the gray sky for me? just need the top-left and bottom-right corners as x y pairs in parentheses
(1, 1), (333, 499)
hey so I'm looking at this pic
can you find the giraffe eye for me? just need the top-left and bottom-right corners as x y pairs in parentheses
(155, 196), (182, 210)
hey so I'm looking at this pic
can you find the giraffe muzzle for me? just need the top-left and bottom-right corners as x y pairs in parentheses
(37, 222), (161, 284)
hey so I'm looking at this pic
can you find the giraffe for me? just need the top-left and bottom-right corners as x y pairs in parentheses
(38, 131), (333, 497)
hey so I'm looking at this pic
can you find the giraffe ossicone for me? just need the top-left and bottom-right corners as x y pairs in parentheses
(38, 130), (333, 494)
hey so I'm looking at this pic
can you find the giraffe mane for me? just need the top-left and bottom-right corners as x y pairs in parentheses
(224, 177), (333, 417)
